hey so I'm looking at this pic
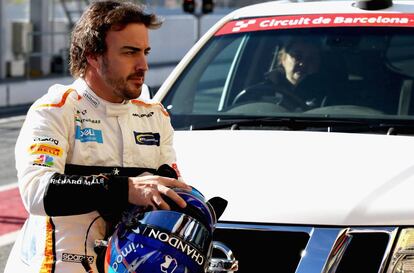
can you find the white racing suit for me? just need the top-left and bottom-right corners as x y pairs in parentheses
(4, 78), (182, 273)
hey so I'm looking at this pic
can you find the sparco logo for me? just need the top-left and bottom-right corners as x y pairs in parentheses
(61, 253), (94, 264)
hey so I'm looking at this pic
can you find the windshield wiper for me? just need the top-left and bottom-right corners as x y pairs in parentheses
(188, 117), (414, 135)
(189, 117), (369, 131)
(363, 122), (414, 135)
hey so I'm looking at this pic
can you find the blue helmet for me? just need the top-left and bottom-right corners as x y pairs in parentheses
(104, 187), (227, 273)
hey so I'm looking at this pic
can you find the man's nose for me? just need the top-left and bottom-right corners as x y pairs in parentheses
(135, 55), (149, 71)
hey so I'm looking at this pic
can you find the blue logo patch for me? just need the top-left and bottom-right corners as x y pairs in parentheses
(134, 132), (160, 146)
(75, 126), (103, 143)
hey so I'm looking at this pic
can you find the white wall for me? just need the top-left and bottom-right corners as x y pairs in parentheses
(148, 14), (223, 63)
(0, 14), (225, 107)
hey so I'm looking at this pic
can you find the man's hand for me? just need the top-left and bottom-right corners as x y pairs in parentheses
(128, 174), (191, 210)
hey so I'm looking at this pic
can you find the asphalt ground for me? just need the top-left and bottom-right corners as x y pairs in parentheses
(0, 114), (27, 272)
(0, 244), (12, 272)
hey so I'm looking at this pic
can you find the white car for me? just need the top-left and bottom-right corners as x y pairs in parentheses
(154, 0), (414, 272)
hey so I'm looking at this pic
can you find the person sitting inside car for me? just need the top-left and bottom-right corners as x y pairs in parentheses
(233, 37), (346, 111)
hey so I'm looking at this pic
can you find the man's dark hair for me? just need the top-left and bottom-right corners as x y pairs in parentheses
(277, 36), (322, 67)
(69, 0), (163, 78)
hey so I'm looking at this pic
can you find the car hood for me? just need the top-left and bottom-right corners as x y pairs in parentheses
(173, 130), (414, 226)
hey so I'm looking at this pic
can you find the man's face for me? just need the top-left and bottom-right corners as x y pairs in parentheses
(281, 42), (321, 86)
(96, 23), (150, 102)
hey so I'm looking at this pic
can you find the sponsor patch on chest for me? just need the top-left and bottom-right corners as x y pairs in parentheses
(133, 132), (160, 146)
(75, 126), (103, 143)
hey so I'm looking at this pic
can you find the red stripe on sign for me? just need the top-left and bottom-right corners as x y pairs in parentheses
(0, 187), (28, 236)
(215, 13), (414, 36)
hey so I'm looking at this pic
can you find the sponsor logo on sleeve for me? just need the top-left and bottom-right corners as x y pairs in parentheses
(50, 175), (106, 186)
(134, 132), (160, 146)
(33, 154), (54, 167)
(75, 126), (103, 143)
(29, 143), (63, 157)
(33, 136), (59, 146)
(61, 253), (94, 264)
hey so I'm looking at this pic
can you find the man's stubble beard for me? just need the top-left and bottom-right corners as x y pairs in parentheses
(101, 56), (142, 100)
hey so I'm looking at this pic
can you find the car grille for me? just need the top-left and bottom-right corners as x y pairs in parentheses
(213, 223), (398, 273)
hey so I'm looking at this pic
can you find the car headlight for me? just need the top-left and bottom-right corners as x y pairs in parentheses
(387, 228), (414, 273)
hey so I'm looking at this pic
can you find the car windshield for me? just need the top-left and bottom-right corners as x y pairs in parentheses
(162, 14), (414, 133)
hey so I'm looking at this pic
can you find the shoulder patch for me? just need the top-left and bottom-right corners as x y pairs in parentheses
(131, 99), (170, 117)
(35, 88), (81, 109)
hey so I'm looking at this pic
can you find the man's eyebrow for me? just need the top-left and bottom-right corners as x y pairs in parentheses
(122, 46), (151, 52)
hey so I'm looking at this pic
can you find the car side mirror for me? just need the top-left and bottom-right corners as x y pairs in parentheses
(208, 241), (239, 272)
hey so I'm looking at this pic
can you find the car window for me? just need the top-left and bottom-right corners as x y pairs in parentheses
(162, 16), (414, 131)
(164, 35), (245, 114)
(193, 36), (244, 113)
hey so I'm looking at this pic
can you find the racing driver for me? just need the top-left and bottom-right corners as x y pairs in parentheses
(4, 1), (191, 273)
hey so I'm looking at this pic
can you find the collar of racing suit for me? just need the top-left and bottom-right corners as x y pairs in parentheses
(73, 78), (131, 117)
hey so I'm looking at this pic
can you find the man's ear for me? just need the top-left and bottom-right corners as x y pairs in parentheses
(86, 53), (100, 70)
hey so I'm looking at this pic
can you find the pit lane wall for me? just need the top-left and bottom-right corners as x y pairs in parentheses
(0, 14), (222, 108)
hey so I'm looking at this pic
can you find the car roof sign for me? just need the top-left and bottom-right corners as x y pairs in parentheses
(215, 13), (414, 36)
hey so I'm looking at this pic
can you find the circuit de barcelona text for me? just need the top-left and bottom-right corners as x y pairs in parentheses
(259, 15), (410, 27)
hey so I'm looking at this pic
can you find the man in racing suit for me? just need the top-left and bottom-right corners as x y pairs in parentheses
(4, 1), (190, 273)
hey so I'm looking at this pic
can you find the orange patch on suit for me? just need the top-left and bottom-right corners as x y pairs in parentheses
(29, 143), (63, 157)
(36, 88), (81, 108)
(131, 99), (170, 117)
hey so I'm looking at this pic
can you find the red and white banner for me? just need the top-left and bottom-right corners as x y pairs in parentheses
(215, 13), (414, 36)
